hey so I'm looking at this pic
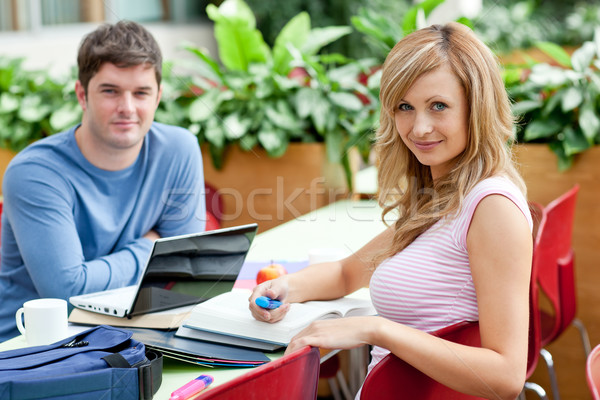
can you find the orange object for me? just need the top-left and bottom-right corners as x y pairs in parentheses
(256, 263), (287, 285)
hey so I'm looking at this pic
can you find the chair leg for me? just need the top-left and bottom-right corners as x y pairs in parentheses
(327, 378), (343, 400)
(523, 381), (549, 400)
(336, 370), (354, 400)
(539, 348), (560, 400)
(572, 318), (592, 357)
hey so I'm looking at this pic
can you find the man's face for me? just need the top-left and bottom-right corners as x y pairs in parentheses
(75, 62), (162, 156)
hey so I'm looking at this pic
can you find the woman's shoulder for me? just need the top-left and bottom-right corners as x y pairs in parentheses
(463, 175), (532, 228)
(467, 175), (525, 202)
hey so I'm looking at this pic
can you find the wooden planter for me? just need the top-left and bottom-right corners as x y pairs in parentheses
(514, 143), (600, 399)
(201, 143), (352, 233)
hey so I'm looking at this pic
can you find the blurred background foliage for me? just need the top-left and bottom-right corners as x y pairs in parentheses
(1, 0), (600, 171)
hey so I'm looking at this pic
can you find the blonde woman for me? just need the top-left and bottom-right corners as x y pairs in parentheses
(250, 22), (532, 400)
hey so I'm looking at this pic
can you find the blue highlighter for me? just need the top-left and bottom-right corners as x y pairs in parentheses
(255, 296), (282, 310)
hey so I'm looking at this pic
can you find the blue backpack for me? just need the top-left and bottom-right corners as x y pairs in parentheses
(0, 325), (162, 400)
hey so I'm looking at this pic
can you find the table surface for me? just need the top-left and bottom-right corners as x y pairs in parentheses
(0, 199), (388, 398)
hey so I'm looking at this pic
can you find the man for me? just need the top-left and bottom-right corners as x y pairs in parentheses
(0, 20), (206, 341)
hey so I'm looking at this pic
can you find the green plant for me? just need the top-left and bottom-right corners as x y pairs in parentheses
(162, 0), (380, 189)
(508, 28), (600, 170)
(0, 57), (80, 151)
(351, 0), (471, 61)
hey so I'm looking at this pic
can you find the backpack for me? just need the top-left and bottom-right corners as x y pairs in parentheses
(0, 325), (162, 400)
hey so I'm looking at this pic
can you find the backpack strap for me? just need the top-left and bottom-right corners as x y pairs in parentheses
(139, 350), (163, 400)
(102, 349), (163, 400)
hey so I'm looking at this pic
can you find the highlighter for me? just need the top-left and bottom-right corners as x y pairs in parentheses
(169, 374), (213, 400)
(255, 296), (282, 310)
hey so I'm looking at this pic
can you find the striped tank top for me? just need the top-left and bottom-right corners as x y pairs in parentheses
(366, 175), (533, 375)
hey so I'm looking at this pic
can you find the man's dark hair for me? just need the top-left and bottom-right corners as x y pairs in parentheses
(77, 20), (162, 93)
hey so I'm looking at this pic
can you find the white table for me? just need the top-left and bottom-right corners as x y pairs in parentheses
(1, 199), (388, 399)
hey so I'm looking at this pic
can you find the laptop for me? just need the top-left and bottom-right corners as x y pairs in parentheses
(69, 223), (258, 318)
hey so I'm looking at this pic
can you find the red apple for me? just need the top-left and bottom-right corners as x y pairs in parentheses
(256, 263), (287, 285)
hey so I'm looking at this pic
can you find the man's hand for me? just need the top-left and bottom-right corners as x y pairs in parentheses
(143, 230), (160, 242)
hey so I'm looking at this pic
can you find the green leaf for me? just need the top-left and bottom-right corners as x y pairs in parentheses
(511, 99), (543, 116)
(208, 0), (270, 72)
(272, 12), (310, 75)
(523, 119), (563, 141)
(310, 95), (332, 135)
(183, 44), (223, 79)
(534, 41), (572, 68)
(562, 126), (590, 156)
(302, 26), (352, 56)
(222, 112), (251, 139)
(328, 92), (364, 111)
(542, 90), (563, 117)
(560, 87), (583, 112)
(325, 130), (344, 163)
(49, 102), (81, 131)
(579, 100), (600, 142)
(265, 101), (302, 131)
(295, 88), (320, 119)
(0, 92), (19, 114)
(18, 95), (51, 123)
(549, 142), (573, 171)
(571, 42), (597, 73)
(528, 63), (569, 87)
(189, 91), (222, 122)
(239, 133), (258, 151)
(204, 117), (225, 148)
(258, 127), (286, 155)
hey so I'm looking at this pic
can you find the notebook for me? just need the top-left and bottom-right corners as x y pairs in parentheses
(69, 223), (258, 318)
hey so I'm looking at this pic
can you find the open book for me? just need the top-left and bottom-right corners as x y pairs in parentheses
(177, 288), (376, 350)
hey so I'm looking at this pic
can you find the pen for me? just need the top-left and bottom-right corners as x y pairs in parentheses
(255, 296), (282, 309)
(169, 374), (214, 400)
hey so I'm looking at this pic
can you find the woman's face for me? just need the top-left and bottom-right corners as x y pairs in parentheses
(394, 64), (469, 181)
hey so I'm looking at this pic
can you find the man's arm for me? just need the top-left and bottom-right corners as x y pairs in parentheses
(3, 163), (152, 298)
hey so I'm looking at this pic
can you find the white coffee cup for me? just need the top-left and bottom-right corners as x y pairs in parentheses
(15, 298), (68, 346)
(308, 247), (350, 265)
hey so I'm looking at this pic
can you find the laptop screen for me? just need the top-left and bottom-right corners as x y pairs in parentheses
(129, 223), (258, 316)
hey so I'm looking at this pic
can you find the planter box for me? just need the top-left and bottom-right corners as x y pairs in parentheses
(0, 144), (352, 233)
(201, 143), (352, 233)
(514, 143), (600, 399)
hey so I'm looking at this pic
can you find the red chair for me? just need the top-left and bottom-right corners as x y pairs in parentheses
(586, 344), (600, 400)
(204, 182), (223, 231)
(360, 321), (485, 399)
(195, 346), (321, 400)
(533, 185), (590, 400)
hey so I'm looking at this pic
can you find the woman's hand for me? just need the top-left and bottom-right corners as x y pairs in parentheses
(285, 316), (381, 355)
(248, 276), (292, 323)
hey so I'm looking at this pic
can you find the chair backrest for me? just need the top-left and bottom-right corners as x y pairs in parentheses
(534, 185), (579, 343)
(195, 346), (320, 400)
(204, 182), (223, 231)
(360, 321), (486, 400)
(587, 344), (600, 400)
(526, 201), (544, 379)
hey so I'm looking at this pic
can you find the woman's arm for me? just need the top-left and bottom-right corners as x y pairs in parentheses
(248, 227), (394, 322)
(286, 194), (532, 400)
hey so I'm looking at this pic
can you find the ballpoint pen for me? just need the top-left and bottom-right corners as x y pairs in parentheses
(169, 374), (214, 400)
(255, 296), (282, 310)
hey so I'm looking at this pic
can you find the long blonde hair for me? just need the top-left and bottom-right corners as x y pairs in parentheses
(375, 22), (525, 264)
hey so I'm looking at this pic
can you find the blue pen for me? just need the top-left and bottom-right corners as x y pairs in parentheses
(255, 296), (282, 309)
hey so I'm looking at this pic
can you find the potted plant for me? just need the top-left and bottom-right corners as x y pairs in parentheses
(154, 0), (381, 230)
(0, 57), (80, 191)
(500, 29), (600, 397)
(507, 29), (600, 170)
(158, 0), (380, 187)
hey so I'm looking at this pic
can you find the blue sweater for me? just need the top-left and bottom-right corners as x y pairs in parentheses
(0, 122), (206, 340)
